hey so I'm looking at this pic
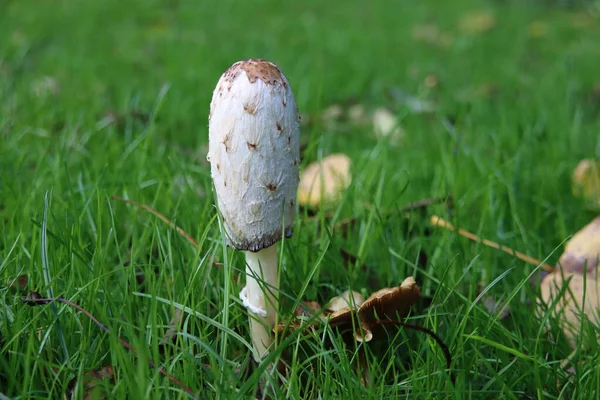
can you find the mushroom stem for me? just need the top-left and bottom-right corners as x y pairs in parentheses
(241, 244), (279, 361)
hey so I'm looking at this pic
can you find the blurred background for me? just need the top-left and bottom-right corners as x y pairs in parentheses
(2, 0), (599, 145)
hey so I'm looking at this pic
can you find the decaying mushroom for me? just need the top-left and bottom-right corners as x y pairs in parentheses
(277, 277), (422, 342)
(207, 59), (300, 361)
(275, 277), (453, 384)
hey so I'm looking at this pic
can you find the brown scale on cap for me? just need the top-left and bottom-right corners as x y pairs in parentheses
(243, 102), (257, 115)
(221, 59), (286, 88)
(221, 133), (233, 152)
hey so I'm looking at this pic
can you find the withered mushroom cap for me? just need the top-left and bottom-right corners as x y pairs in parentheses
(358, 276), (421, 323)
(275, 277), (421, 344)
(328, 277), (421, 342)
(327, 290), (365, 313)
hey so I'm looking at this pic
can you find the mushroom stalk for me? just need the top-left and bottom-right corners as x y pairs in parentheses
(240, 245), (279, 361)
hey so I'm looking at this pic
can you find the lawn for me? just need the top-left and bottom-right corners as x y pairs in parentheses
(1, 0), (600, 398)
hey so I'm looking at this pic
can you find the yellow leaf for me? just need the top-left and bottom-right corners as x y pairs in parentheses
(458, 11), (496, 34)
(559, 217), (600, 275)
(572, 159), (600, 210)
(539, 272), (600, 347)
(297, 154), (351, 207)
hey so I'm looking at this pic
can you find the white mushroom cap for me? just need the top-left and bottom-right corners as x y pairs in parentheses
(208, 59), (300, 252)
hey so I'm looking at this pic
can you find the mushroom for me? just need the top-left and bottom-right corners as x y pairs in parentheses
(207, 59), (300, 361)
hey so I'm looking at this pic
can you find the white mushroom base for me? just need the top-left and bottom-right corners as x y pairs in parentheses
(239, 245), (279, 362)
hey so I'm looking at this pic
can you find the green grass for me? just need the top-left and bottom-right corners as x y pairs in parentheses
(2, 0), (600, 398)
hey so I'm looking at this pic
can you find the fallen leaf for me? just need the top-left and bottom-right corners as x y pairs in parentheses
(559, 217), (600, 275)
(297, 154), (351, 207)
(572, 159), (600, 210)
(458, 11), (496, 34)
(539, 272), (600, 347)
(372, 108), (404, 144)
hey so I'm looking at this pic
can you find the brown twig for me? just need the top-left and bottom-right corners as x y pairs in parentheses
(400, 195), (453, 213)
(110, 196), (199, 249)
(430, 215), (556, 273)
(309, 195), (453, 240)
(306, 195), (452, 225)
(23, 292), (196, 398)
